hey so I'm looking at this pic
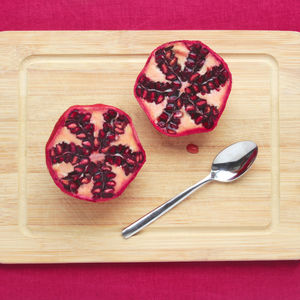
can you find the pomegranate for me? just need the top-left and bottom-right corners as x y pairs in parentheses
(134, 40), (232, 136)
(45, 104), (146, 202)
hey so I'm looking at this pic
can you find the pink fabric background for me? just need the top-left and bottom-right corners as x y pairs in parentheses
(1, 0), (300, 299)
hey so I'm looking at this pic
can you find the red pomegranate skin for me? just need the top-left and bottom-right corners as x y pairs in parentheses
(46, 104), (146, 202)
(134, 40), (232, 137)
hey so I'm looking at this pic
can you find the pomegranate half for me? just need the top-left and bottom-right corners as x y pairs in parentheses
(46, 104), (146, 202)
(134, 40), (232, 136)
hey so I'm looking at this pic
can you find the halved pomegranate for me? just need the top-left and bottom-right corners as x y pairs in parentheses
(45, 104), (146, 202)
(134, 40), (232, 136)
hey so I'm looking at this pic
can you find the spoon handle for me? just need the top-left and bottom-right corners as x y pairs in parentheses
(122, 174), (212, 239)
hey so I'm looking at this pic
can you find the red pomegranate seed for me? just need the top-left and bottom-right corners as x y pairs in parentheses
(94, 174), (101, 180)
(169, 123), (178, 129)
(106, 156), (114, 164)
(106, 172), (116, 179)
(204, 106), (211, 114)
(173, 111), (183, 118)
(107, 134), (115, 141)
(71, 127), (80, 133)
(108, 145), (117, 154)
(99, 130), (106, 138)
(61, 179), (69, 186)
(69, 111), (79, 119)
(77, 133), (86, 139)
(212, 107), (219, 116)
(185, 105), (195, 112)
(167, 128), (176, 134)
(104, 188), (114, 194)
(159, 113), (168, 121)
(186, 143), (199, 154)
(114, 121), (124, 129)
(192, 85), (199, 93)
(82, 113), (91, 122)
(72, 174), (80, 181)
(50, 148), (56, 157)
(71, 156), (79, 165)
(101, 146), (109, 153)
(70, 143), (76, 153)
(170, 58), (177, 66)
(115, 128), (124, 134)
(157, 121), (166, 128)
(126, 158), (135, 165)
(114, 156), (122, 166)
(56, 144), (62, 155)
(67, 123), (77, 129)
(82, 140), (91, 147)
(70, 182), (78, 190)
(74, 166), (84, 173)
(142, 90), (148, 99)
(166, 74), (176, 80)
(150, 92), (156, 101)
(80, 158), (89, 165)
(81, 177), (91, 184)
(201, 85), (209, 94)
(196, 100), (206, 107)
(157, 95), (164, 103)
(185, 87), (192, 94)
(161, 64), (168, 74)
(176, 98), (183, 108)
(195, 115), (204, 124)
(173, 80), (181, 88)
(208, 81), (215, 89)
(82, 148), (91, 155)
(190, 73), (200, 82)
(165, 51), (172, 59)
(102, 165), (112, 171)
(84, 123), (94, 131)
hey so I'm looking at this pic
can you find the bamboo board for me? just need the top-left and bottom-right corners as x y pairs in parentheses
(0, 30), (300, 263)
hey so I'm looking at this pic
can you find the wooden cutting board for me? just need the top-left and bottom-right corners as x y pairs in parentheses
(0, 30), (300, 263)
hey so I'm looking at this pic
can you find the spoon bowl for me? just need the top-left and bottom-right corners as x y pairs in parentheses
(122, 141), (258, 239)
(211, 141), (258, 182)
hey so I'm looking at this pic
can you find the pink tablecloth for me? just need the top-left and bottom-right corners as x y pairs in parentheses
(1, 1), (300, 299)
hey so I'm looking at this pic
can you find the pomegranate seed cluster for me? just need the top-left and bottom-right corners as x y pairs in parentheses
(48, 107), (145, 201)
(135, 41), (231, 136)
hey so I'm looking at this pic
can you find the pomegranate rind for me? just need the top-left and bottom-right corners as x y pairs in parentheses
(134, 40), (232, 137)
(45, 104), (146, 202)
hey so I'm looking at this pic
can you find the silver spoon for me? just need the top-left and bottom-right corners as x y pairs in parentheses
(122, 141), (258, 239)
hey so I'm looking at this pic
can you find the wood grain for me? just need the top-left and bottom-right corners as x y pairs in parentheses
(0, 31), (299, 262)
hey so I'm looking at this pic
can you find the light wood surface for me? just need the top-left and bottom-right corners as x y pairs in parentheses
(0, 30), (299, 263)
